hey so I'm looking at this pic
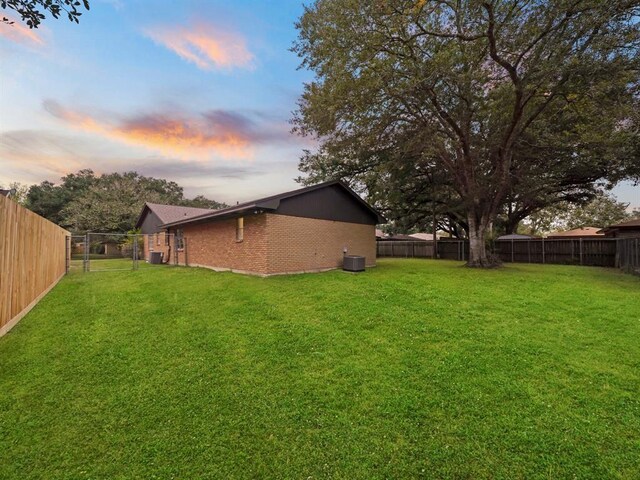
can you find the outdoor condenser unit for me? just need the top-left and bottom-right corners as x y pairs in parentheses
(343, 255), (365, 272)
(149, 252), (163, 265)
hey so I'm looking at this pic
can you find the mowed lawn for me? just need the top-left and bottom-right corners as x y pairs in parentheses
(1, 260), (639, 479)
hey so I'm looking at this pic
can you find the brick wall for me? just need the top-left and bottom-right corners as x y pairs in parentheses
(171, 212), (376, 276)
(179, 215), (270, 274)
(144, 232), (172, 262)
(265, 213), (376, 274)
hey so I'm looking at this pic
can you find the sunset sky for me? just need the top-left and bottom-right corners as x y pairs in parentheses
(0, 0), (638, 207)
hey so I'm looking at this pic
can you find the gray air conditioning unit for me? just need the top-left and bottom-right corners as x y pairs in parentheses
(343, 255), (365, 272)
(149, 252), (163, 264)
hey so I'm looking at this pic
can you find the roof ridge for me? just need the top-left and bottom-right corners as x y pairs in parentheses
(160, 180), (385, 228)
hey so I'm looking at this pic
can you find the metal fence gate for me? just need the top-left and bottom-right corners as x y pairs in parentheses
(68, 232), (188, 272)
(69, 233), (142, 272)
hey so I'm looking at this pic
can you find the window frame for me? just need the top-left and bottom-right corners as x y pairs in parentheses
(176, 228), (185, 250)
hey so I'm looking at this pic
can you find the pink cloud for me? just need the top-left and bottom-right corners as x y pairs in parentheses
(0, 14), (45, 47)
(144, 21), (254, 70)
(42, 101), (300, 160)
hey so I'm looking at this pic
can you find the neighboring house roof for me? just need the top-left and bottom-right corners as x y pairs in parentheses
(135, 203), (213, 229)
(547, 227), (604, 238)
(375, 229), (386, 238)
(409, 233), (442, 241)
(161, 180), (386, 228)
(597, 218), (640, 234)
(496, 234), (538, 240)
(379, 234), (422, 241)
(0, 189), (12, 197)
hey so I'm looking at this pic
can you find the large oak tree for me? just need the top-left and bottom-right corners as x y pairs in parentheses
(293, 0), (640, 267)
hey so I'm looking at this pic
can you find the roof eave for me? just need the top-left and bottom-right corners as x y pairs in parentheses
(161, 205), (275, 228)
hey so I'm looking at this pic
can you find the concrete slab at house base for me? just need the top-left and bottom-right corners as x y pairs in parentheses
(188, 263), (344, 277)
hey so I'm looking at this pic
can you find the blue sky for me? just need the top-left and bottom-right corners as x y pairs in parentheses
(0, 0), (314, 204)
(0, 0), (638, 208)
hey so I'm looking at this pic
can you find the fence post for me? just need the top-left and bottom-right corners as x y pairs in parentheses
(391, 241), (394, 257)
(83, 233), (89, 272)
(133, 235), (138, 270)
(579, 238), (583, 265)
(527, 240), (531, 263)
(65, 235), (70, 274)
(542, 237), (545, 264)
(511, 239), (514, 263)
(174, 234), (178, 265)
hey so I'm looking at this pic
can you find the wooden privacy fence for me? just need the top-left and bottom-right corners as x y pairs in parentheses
(617, 237), (640, 275)
(377, 237), (640, 274)
(0, 195), (69, 336)
(376, 241), (434, 258)
(493, 238), (617, 267)
(376, 240), (469, 260)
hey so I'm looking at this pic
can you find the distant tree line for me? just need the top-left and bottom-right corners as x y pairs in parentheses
(2, 170), (226, 234)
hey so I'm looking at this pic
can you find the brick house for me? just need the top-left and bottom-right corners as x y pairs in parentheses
(142, 181), (384, 276)
(136, 203), (213, 262)
(598, 218), (640, 238)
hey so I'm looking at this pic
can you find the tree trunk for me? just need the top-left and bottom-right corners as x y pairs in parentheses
(467, 214), (501, 268)
(504, 219), (518, 235)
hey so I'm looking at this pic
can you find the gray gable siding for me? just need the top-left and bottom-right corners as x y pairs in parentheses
(275, 184), (378, 225)
(139, 209), (164, 234)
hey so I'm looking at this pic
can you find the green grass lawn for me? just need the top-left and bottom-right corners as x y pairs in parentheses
(1, 259), (639, 479)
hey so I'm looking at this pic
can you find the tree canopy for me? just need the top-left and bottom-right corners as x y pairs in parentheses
(293, 0), (640, 266)
(23, 170), (226, 234)
(520, 190), (633, 235)
(1, 0), (89, 28)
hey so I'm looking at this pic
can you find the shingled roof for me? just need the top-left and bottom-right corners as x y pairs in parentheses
(547, 227), (604, 238)
(135, 203), (213, 229)
(605, 218), (640, 228)
(597, 217), (640, 234)
(161, 180), (385, 228)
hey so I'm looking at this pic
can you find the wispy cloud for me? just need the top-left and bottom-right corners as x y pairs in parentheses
(0, 14), (45, 47)
(143, 21), (253, 71)
(0, 128), (302, 203)
(42, 100), (294, 160)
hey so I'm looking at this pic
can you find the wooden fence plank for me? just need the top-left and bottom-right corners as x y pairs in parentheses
(0, 195), (69, 336)
(376, 238), (633, 271)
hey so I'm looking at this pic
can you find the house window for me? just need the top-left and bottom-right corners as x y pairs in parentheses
(165, 232), (170, 247)
(156, 233), (160, 246)
(176, 229), (184, 250)
(236, 217), (244, 242)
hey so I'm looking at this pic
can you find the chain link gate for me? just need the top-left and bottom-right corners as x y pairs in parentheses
(68, 232), (186, 272)
(69, 235), (87, 272)
(77, 233), (141, 272)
